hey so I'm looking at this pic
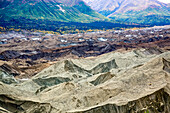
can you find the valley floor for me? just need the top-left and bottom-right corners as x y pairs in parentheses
(0, 25), (169, 113)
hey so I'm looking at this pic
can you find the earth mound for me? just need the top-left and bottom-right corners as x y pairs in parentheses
(0, 49), (169, 113)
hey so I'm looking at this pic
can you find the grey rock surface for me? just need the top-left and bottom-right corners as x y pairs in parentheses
(0, 49), (169, 113)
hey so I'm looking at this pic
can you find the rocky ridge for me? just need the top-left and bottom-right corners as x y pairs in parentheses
(84, 0), (168, 15)
(83, 0), (170, 24)
(0, 48), (169, 113)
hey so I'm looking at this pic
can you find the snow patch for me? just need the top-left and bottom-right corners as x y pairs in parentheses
(57, 5), (65, 12)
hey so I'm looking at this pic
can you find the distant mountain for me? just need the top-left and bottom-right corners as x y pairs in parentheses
(0, 0), (108, 23)
(83, 0), (170, 25)
(168, 3), (170, 7)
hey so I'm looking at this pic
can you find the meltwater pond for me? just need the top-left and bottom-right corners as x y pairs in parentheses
(56, 43), (79, 47)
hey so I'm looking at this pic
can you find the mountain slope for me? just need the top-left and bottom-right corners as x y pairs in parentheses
(0, 0), (107, 23)
(83, 0), (170, 25)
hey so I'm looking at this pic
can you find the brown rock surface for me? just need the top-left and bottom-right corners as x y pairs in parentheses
(0, 26), (169, 78)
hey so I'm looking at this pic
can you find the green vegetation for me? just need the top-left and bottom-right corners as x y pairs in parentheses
(99, 10), (115, 17)
(0, 18), (147, 35)
(145, 110), (149, 113)
(110, 7), (170, 25)
(1, 0), (167, 32)
(0, 0), (108, 23)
